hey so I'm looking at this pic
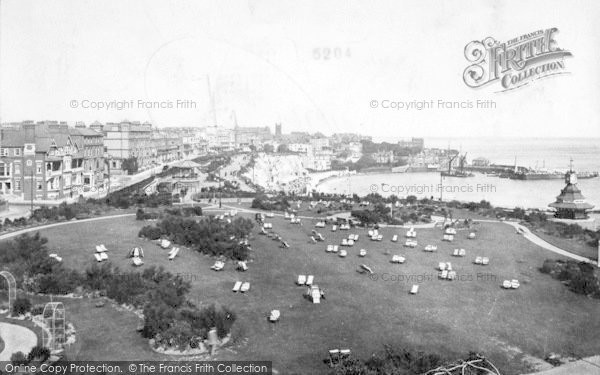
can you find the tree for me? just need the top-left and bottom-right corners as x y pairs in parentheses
(277, 144), (289, 153)
(122, 157), (139, 175)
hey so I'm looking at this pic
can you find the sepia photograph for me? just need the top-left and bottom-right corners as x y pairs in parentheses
(0, 1), (599, 374)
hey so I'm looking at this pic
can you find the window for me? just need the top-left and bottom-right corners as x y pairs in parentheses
(36, 162), (42, 174)
(0, 148), (7, 157)
(37, 181), (43, 191)
(15, 181), (21, 190)
(14, 163), (20, 175)
(14, 148), (21, 156)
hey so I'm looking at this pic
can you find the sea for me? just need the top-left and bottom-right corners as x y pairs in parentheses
(316, 137), (600, 211)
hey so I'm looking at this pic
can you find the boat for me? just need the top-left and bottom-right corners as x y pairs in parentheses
(510, 170), (598, 180)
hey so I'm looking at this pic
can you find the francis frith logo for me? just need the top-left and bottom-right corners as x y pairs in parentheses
(463, 28), (572, 91)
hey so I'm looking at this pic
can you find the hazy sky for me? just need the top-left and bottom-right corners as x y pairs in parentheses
(1, 0), (599, 138)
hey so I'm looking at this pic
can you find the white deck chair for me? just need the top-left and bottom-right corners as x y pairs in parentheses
(468, 232), (476, 239)
(348, 239), (355, 246)
(341, 239), (348, 246)
(502, 280), (512, 289)
(438, 262), (446, 271)
(94, 253), (103, 262)
(511, 279), (520, 289)
(169, 247), (180, 260)
(354, 234), (359, 241)
(377, 235), (383, 241)
(99, 244), (108, 252)
(232, 281), (242, 292)
(340, 349), (351, 356)
(240, 282), (250, 293)
(297, 275), (307, 285)
(269, 310), (280, 322)
(317, 233), (325, 241)
(359, 249), (366, 257)
(410, 285), (419, 294)
(306, 275), (314, 286)
(333, 245), (339, 253)
(339, 250), (347, 257)
(310, 236), (317, 244)
(459, 249), (466, 257)
(49, 253), (58, 258)
(368, 230), (374, 237)
(100, 252), (108, 261)
(392, 235), (398, 242)
(453, 249), (459, 256)
(326, 245), (334, 252)
(482, 257), (489, 265)
(446, 262), (452, 271)
(332, 225), (338, 232)
(475, 256), (483, 264)
(448, 271), (456, 280)
(237, 261), (248, 271)
(132, 257), (144, 266)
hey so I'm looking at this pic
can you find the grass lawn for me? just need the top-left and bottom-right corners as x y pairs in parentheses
(8, 211), (600, 374)
(530, 230), (598, 261)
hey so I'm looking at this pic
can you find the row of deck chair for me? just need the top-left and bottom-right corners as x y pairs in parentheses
(49, 253), (63, 262)
(452, 248), (466, 257)
(266, 212), (275, 218)
(168, 247), (180, 260)
(474, 257), (490, 265)
(442, 234), (454, 242)
(263, 222), (273, 229)
(424, 245), (437, 252)
(329, 349), (351, 357)
(95, 244), (108, 253)
(211, 260), (225, 271)
(368, 229), (379, 237)
(341, 239), (355, 246)
(404, 240), (418, 248)
(406, 228), (416, 238)
(438, 262), (452, 271)
(232, 281), (251, 293)
(315, 221), (326, 228)
(371, 234), (383, 241)
(290, 217), (301, 224)
(94, 252), (109, 262)
(326, 245), (340, 253)
(297, 275), (314, 286)
(439, 270), (457, 280)
(391, 255), (406, 264)
(339, 224), (350, 230)
(445, 227), (457, 235)
(502, 279), (520, 289)
(348, 234), (359, 241)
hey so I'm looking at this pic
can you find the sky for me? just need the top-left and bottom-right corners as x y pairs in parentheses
(1, 0), (599, 138)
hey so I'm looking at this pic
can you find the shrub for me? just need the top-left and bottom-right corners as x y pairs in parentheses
(31, 304), (45, 316)
(27, 345), (51, 362)
(12, 297), (32, 315)
(139, 226), (162, 240)
(10, 351), (27, 365)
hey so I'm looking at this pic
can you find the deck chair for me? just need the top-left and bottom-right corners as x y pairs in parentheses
(410, 285), (419, 294)
(326, 245), (334, 252)
(306, 275), (314, 286)
(475, 256), (483, 264)
(482, 257), (489, 265)
(438, 262), (446, 271)
(310, 236), (317, 244)
(459, 249), (466, 257)
(269, 310), (280, 322)
(340, 349), (351, 356)
(100, 252), (108, 261)
(502, 280), (512, 289)
(98, 244), (108, 252)
(348, 239), (355, 246)
(468, 232), (476, 239)
(339, 250), (347, 257)
(448, 271), (456, 280)
(392, 235), (398, 242)
(332, 225), (338, 232)
(317, 233), (325, 241)
(342, 239), (348, 246)
(453, 249), (459, 256)
(94, 253), (103, 262)
(232, 281), (242, 292)
(360, 264), (373, 274)
(297, 275), (307, 285)
(237, 261), (248, 271)
(511, 279), (520, 289)
(240, 282), (250, 293)
(377, 235), (383, 241)
(359, 249), (367, 257)
(169, 247), (180, 260)
(333, 245), (339, 253)
(354, 234), (359, 241)
(54, 256), (63, 262)
(132, 257), (144, 266)
(368, 230), (374, 237)
(446, 262), (452, 271)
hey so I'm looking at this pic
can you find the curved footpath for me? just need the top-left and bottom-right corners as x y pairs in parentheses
(0, 322), (38, 361)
